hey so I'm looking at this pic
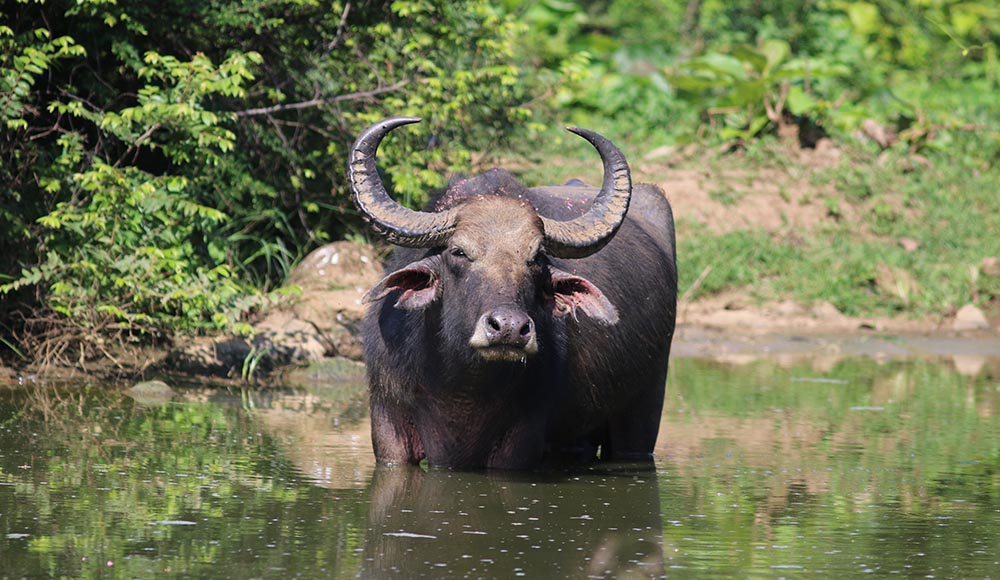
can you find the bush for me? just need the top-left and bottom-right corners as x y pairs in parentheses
(509, 0), (998, 147)
(1, 0), (530, 361)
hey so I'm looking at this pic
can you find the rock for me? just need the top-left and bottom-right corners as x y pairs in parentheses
(166, 241), (381, 378)
(980, 257), (1000, 277)
(953, 304), (990, 332)
(127, 380), (177, 405)
(286, 241), (383, 297)
(276, 241), (382, 359)
(253, 318), (329, 365)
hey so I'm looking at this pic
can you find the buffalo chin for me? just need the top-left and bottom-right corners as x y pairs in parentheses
(473, 345), (533, 363)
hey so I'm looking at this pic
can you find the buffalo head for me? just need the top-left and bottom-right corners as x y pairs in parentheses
(350, 118), (631, 365)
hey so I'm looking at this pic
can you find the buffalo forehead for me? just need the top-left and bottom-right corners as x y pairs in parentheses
(452, 198), (542, 259)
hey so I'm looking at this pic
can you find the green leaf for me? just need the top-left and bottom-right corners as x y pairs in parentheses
(760, 39), (790, 76)
(694, 52), (749, 81)
(747, 114), (770, 137)
(731, 45), (768, 75)
(846, 2), (881, 36)
(786, 85), (819, 115)
(720, 79), (767, 108)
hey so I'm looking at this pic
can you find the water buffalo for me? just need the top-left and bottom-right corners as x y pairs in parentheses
(350, 117), (676, 469)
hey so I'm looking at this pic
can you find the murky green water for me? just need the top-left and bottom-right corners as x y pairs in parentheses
(1, 355), (998, 579)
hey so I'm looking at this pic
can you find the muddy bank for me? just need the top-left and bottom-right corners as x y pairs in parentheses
(674, 325), (1000, 377)
(675, 325), (1000, 359)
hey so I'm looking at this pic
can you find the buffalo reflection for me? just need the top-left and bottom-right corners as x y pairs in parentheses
(358, 464), (665, 579)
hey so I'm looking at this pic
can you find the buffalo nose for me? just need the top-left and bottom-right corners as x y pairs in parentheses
(482, 306), (535, 349)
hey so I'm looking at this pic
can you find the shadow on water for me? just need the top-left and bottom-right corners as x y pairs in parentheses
(1, 352), (999, 578)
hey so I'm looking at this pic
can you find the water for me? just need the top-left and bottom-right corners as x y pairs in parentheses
(1, 355), (998, 579)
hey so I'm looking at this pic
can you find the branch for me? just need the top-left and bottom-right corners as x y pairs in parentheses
(323, 1), (352, 57)
(234, 80), (410, 117)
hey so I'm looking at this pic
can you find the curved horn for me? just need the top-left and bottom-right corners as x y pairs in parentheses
(349, 117), (458, 248)
(541, 128), (632, 259)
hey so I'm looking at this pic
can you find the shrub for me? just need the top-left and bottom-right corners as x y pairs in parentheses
(0, 0), (530, 361)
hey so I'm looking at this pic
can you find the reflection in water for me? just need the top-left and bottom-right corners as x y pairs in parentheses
(360, 465), (663, 579)
(0, 355), (998, 578)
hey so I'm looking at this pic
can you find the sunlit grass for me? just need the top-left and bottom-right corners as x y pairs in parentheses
(672, 125), (1000, 318)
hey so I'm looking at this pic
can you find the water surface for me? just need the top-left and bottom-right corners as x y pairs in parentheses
(1, 355), (998, 578)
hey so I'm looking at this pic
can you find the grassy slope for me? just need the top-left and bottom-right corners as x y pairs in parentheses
(509, 127), (1000, 324)
(688, 135), (998, 318)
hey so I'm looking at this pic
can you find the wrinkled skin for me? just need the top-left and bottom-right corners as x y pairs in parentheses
(362, 170), (677, 470)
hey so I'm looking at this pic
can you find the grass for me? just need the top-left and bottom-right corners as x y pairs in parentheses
(675, 130), (1000, 319)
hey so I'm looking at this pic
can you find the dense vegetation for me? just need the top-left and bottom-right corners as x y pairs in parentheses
(2, 0), (998, 363)
(0, 0), (528, 362)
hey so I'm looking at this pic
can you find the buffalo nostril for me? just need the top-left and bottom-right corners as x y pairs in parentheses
(479, 306), (535, 347)
(470, 307), (538, 355)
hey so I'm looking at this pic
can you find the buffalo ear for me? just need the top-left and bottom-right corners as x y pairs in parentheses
(548, 266), (619, 325)
(363, 255), (442, 311)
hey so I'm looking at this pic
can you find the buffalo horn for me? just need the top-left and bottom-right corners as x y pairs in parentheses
(540, 128), (632, 259)
(349, 117), (458, 248)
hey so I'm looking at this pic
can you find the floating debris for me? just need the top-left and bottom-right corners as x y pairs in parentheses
(384, 532), (438, 539)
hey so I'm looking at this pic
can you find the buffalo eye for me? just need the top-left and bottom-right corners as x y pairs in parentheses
(446, 245), (472, 272)
(528, 251), (547, 268)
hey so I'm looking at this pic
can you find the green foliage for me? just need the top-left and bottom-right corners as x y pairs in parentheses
(2, 47), (263, 341)
(677, 228), (802, 298)
(0, 0), (529, 357)
(0, 27), (84, 130)
(508, 0), (693, 144)
(668, 40), (850, 140)
(511, 0), (999, 147)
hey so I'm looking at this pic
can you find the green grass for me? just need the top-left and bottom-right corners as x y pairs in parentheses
(676, 130), (1000, 319)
